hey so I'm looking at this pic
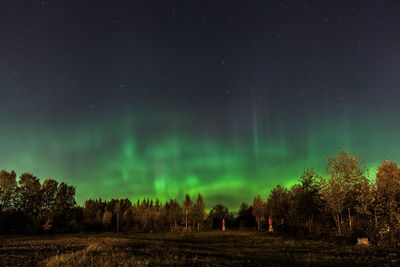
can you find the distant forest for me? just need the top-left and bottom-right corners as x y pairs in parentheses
(1, 149), (400, 247)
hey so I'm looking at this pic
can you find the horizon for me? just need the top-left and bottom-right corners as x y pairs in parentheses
(0, 156), (383, 211)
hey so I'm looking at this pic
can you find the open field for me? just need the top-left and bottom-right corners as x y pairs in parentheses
(1, 231), (400, 266)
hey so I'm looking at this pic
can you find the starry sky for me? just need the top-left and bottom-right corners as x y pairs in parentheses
(1, 1), (400, 209)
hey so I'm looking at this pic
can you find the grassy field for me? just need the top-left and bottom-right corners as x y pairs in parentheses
(1, 231), (399, 266)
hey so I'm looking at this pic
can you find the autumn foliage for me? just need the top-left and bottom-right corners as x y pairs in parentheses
(2, 149), (400, 247)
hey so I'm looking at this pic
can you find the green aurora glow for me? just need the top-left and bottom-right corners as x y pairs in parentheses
(1, 108), (397, 210)
(2, 1), (400, 210)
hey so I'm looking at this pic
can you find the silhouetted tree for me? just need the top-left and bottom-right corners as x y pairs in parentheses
(151, 198), (161, 231)
(16, 173), (41, 228)
(82, 199), (104, 232)
(0, 170), (17, 211)
(265, 185), (290, 231)
(55, 182), (76, 211)
(289, 169), (322, 234)
(182, 193), (193, 231)
(236, 202), (255, 229)
(252, 195), (264, 230)
(41, 178), (58, 213)
(102, 210), (112, 230)
(209, 204), (229, 229)
(374, 161), (400, 247)
(168, 199), (182, 230)
(193, 194), (205, 231)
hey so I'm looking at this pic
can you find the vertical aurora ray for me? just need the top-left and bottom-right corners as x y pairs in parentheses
(1, 0), (400, 211)
(251, 91), (260, 159)
(2, 103), (400, 211)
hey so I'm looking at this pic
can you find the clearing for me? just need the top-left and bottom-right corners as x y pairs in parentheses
(0, 231), (399, 266)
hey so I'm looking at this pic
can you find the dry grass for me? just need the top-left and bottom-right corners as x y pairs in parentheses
(2, 231), (400, 266)
(0, 237), (89, 266)
(43, 239), (149, 267)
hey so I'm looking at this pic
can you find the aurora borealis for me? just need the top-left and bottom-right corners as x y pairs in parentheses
(1, 1), (400, 209)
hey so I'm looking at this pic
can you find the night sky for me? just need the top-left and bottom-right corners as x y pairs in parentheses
(1, 1), (400, 209)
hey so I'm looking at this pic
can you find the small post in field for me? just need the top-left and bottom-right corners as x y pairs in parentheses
(268, 217), (273, 232)
(117, 213), (120, 240)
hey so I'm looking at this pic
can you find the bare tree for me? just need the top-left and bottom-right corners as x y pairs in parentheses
(252, 195), (264, 230)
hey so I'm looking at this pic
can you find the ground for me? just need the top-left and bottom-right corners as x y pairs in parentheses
(0, 231), (399, 266)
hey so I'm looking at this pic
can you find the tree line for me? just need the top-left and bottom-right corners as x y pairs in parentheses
(1, 149), (400, 247)
(252, 149), (400, 247)
(0, 172), (77, 233)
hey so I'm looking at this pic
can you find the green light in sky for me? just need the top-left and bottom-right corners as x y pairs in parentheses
(1, 111), (399, 210)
